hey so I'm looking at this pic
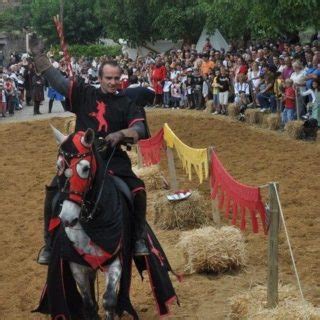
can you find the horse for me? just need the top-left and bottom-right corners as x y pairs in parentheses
(49, 126), (132, 320)
(34, 126), (179, 320)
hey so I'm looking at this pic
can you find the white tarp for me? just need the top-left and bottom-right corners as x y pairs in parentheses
(196, 29), (229, 52)
(122, 40), (183, 59)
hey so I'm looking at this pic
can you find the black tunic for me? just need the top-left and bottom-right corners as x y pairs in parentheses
(67, 81), (145, 190)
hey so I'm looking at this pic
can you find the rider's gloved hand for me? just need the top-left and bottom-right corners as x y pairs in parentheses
(105, 131), (125, 147)
(28, 32), (46, 56)
(28, 32), (51, 74)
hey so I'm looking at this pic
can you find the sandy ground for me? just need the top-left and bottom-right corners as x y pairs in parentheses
(0, 108), (319, 319)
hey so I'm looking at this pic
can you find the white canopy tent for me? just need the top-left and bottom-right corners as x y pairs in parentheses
(196, 28), (229, 52)
(122, 39), (183, 60)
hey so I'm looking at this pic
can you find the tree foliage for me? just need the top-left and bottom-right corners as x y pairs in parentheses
(1, 0), (319, 47)
(30, 0), (103, 45)
(202, 0), (320, 41)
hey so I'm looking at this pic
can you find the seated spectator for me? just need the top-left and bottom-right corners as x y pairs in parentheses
(257, 68), (276, 112)
(234, 74), (250, 106)
(282, 79), (296, 124)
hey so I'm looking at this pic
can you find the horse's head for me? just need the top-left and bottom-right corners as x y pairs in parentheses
(52, 126), (97, 227)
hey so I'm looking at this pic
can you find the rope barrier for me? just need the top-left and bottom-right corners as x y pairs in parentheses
(273, 182), (305, 302)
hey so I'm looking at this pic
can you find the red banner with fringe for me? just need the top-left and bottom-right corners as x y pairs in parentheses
(138, 128), (164, 166)
(210, 152), (267, 234)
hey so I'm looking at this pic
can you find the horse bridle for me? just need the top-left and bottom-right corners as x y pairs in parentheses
(57, 147), (96, 221)
(57, 143), (117, 222)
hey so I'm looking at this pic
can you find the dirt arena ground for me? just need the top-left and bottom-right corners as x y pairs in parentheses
(0, 109), (319, 319)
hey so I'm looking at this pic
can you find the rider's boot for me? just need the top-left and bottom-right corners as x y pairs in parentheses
(37, 181), (58, 265)
(133, 190), (149, 256)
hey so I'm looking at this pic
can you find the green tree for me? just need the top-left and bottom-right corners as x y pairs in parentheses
(30, 0), (103, 45)
(153, 0), (205, 44)
(97, 0), (161, 46)
(202, 0), (320, 43)
(0, 0), (32, 33)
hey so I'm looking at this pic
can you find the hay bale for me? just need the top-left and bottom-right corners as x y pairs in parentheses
(263, 113), (281, 130)
(132, 164), (165, 191)
(285, 120), (305, 139)
(64, 118), (76, 134)
(154, 191), (210, 230)
(127, 149), (138, 167)
(228, 104), (240, 119)
(229, 284), (320, 320)
(177, 226), (246, 273)
(204, 100), (214, 113)
(245, 108), (265, 125)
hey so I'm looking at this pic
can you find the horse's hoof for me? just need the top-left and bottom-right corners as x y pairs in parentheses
(105, 311), (115, 320)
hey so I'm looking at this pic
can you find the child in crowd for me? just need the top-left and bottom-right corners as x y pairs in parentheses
(217, 67), (230, 115)
(186, 70), (194, 108)
(301, 78), (320, 123)
(162, 76), (172, 108)
(274, 72), (284, 112)
(282, 79), (296, 124)
(170, 77), (181, 109)
(4, 77), (17, 116)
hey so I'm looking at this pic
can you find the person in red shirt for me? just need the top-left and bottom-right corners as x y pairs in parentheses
(282, 78), (296, 124)
(151, 57), (166, 106)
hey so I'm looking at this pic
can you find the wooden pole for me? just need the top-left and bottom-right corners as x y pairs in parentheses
(267, 182), (280, 308)
(166, 146), (179, 191)
(207, 147), (221, 227)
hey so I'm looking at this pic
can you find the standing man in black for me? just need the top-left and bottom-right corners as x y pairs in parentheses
(29, 34), (149, 264)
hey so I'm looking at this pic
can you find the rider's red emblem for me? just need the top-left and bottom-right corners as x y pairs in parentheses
(89, 101), (109, 132)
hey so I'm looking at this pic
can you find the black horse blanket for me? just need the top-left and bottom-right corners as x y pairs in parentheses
(34, 175), (180, 319)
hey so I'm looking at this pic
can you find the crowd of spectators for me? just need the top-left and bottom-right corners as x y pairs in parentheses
(1, 36), (319, 127)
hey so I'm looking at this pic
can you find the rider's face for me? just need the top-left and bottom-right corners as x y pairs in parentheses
(99, 65), (121, 94)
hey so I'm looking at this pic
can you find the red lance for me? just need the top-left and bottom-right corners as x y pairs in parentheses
(53, 15), (74, 79)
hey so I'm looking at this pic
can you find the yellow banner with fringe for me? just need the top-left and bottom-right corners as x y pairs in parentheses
(163, 123), (208, 184)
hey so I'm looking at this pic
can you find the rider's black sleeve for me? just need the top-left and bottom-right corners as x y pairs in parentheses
(43, 66), (69, 97)
(130, 121), (146, 139)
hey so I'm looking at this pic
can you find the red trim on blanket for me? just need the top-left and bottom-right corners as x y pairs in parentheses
(54, 315), (67, 320)
(132, 186), (145, 194)
(48, 217), (61, 232)
(128, 118), (145, 127)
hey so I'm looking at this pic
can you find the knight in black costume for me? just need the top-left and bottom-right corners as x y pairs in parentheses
(28, 34), (150, 264)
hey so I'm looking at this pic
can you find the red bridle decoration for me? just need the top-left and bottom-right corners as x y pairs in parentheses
(60, 132), (97, 204)
(53, 15), (74, 79)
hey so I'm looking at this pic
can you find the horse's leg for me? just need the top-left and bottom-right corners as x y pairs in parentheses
(103, 257), (122, 320)
(69, 262), (99, 320)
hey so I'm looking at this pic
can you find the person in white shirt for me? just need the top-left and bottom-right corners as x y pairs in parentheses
(163, 76), (172, 108)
